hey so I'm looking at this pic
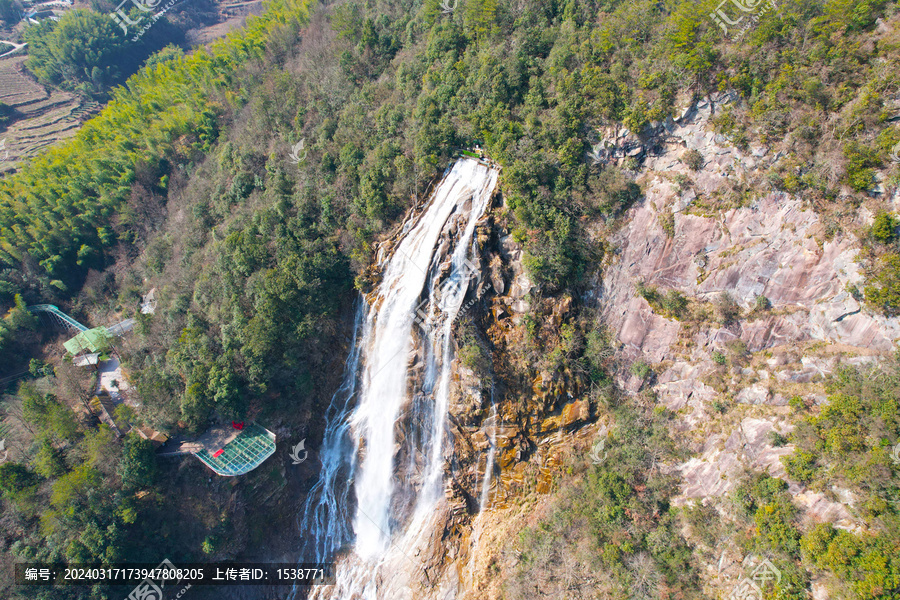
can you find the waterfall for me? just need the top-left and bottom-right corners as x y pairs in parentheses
(297, 158), (499, 600)
(478, 387), (497, 512)
(466, 384), (497, 584)
(294, 306), (365, 565)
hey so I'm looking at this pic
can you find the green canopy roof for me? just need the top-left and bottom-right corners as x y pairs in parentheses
(64, 327), (111, 355)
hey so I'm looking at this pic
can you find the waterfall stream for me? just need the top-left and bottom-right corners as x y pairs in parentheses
(296, 158), (499, 600)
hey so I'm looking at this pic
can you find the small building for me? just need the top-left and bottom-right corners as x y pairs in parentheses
(73, 352), (100, 368)
(133, 426), (169, 448)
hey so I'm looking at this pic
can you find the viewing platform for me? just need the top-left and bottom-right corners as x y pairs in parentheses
(160, 422), (277, 477)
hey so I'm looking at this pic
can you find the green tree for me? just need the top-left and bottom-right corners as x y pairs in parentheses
(0, 0), (17, 25)
(7, 294), (38, 331)
(143, 44), (185, 70)
(119, 433), (157, 489)
(34, 438), (68, 478)
(864, 254), (900, 316)
(23, 9), (128, 90)
(0, 463), (39, 495)
(871, 212), (897, 243)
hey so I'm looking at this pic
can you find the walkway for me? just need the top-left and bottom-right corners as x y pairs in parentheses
(0, 41), (26, 59)
(27, 304), (135, 338)
(107, 318), (136, 336)
(26, 304), (88, 332)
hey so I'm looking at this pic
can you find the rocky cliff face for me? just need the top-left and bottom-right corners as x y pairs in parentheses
(595, 93), (897, 518)
(403, 92), (899, 600)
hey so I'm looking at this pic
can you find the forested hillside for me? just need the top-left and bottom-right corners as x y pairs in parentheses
(0, 0), (899, 598)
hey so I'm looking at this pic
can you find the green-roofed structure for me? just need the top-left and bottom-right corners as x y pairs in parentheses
(63, 327), (112, 355)
(194, 423), (277, 476)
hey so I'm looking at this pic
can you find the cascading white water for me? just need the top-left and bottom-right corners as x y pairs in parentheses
(466, 385), (497, 584)
(478, 388), (497, 512)
(297, 158), (499, 600)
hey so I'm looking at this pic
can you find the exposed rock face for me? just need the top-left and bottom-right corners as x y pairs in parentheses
(592, 92), (895, 523)
(603, 192), (899, 353)
(601, 92), (900, 355)
(378, 92), (897, 600)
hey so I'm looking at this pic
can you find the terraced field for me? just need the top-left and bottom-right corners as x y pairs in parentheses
(0, 55), (99, 175)
(0, 0), (259, 176)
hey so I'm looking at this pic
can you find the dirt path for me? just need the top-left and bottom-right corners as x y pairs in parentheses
(0, 41), (26, 59)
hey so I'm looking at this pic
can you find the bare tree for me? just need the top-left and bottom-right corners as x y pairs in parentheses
(53, 359), (98, 425)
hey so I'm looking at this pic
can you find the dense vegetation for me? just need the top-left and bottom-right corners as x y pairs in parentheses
(507, 396), (699, 598)
(0, 0), (16, 25)
(0, 0), (312, 363)
(23, 10), (138, 93)
(513, 361), (900, 600)
(3, 0), (900, 348)
(0, 102), (13, 129)
(773, 363), (900, 599)
(19, 1), (218, 95)
(0, 0), (899, 598)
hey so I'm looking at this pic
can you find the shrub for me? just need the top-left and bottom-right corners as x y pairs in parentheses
(871, 212), (897, 243)
(714, 292), (741, 324)
(459, 340), (490, 373)
(712, 351), (727, 365)
(661, 290), (687, 318)
(782, 449), (817, 483)
(636, 281), (660, 304)
(755, 499), (801, 554)
(630, 360), (653, 380)
(584, 329), (614, 380)
(201, 535), (220, 554)
(844, 143), (879, 192)
(590, 168), (642, 217)
(864, 254), (900, 316)
(769, 430), (788, 447)
(683, 149), (703, 171)
(659, 209), (676, 239)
